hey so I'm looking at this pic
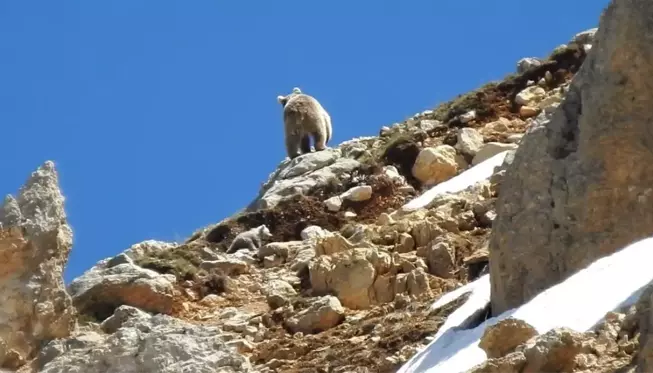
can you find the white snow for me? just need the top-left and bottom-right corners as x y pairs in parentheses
(398, 235), (653, 373)
(401, 150), (509, 212)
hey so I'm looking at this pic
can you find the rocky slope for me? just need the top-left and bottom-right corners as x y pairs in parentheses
(3, 1), (653, 372)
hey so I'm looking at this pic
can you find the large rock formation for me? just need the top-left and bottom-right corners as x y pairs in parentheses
(489, 0), (653, 314)
(37, 306), (252, 373)
(0, 161), (76, 369)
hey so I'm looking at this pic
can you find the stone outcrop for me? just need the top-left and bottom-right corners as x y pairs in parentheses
(245, 148), (360, 211)
(0, 161), (76, 369)
(37, 307), (251, 373)
(68, 255), (176, 320)
(489, 0), (653, 314)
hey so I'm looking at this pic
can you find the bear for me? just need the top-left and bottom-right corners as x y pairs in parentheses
(276, 87), (332, 159)
(226, 224), (274, 254)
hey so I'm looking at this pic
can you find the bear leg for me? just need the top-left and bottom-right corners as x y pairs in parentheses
(285, 132), (302, 159)
(300, 134), (312, 154)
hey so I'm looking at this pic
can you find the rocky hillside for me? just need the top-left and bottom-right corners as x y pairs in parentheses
(3, 1), (653, 372)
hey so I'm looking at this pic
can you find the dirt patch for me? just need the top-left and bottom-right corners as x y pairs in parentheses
(432, 44), (587, 127)
(252, 291), (470, 373)
(343, 174), (411, 223)
(135, 242), (205, 281)
(204, 194), (347, 249)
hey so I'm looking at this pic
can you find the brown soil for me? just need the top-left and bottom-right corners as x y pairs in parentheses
(252, 292), (470, 373)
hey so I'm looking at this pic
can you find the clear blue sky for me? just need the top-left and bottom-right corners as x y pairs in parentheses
(0, 1), (608, 282)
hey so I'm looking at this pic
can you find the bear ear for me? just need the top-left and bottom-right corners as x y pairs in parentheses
(277, 95), (286, 104)
(292, 87), (302, 94)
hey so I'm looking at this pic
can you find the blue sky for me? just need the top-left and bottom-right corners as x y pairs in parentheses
(0, 1), (608, 282)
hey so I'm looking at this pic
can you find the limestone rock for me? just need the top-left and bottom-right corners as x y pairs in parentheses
(489, 0), (653, 314)
(479, 318), (538, 359)
(516, 57), (542, 73)
(515, 86), (546, 106)
(0, 161), (75, 368)
(309, 248), (392, 309)
(472, 142), (518, 166)
(405, 268), (431, 297)
(412, 145), (467, 186)
(455, 128), (484, 157)
(459, 110), (476, 123)
(341, 185), (373, 202)
(285, 296), (345, 334)
(68, 261), (175, 319)
(314, 232), (354, 256)
(246, 149), (360, 210)
(38, 311), (251, 373)
(199, 258), (249, 276)
(324, 196), (342, 211)
(100, 305), (152, 334)
(395, 232), (415, 253)
(518, 105), (540, 118)
(262, 279), (297, 309)
(425, 240), (456, 279)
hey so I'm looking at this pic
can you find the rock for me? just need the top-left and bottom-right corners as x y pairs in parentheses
(485, 117), (511, 133)
(519, 105), (540, 118)
(405, 268), (431, 297)
(395, 233), (415, 253)
(259, 241), (294, 259)
(418, 119), (443, 132)
(341, 185), (373, 202)
(200, 258), (249, 276)
(309, 248), (392, 309)
(460, 110), (477, 123)
(314, 232), (354, 256)
(634, 284), (653, 370)
(300, 225), (330, 241)
(425, 240), (456, 279)
(515, 86), (546, 106)
(570, 27), (598, 46)
(412, 145), (468, 186)
(106, 253), (133, 267)
(263, 255), (284, 268)
(382, 165), (405, 184)
(38, 312), (251, 373)
(262, 279), (297, 309)
(506, 134), (523, 143)
(0, 161), (75, 368)
(479, 318), (538, 358)
(122, 240), (176, 261)
(100, 305), (152, 334)
(516, 57), (542, 73)
(246, 149), (360, 210)
(285, 296), (345, 334)
(472, 142), (518, 166)
(455, 128), (484, 157)
(68, 262), (175, 320)
(489, 0), (653, 314)
(324, 196), (342, 212)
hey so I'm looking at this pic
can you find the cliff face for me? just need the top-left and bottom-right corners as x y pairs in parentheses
(0, 162), (75, 369)
(8, 1), (653, 372)
(489, 0), (653, 315)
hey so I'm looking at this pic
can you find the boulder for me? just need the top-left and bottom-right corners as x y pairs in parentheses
(412, 145), (467, 186)
(285, 296), (345, 334)
(0, 161), (75, 369)
(38, 311), (251, 373)
(68, 261), (175, 320)
(489, 0), (653, 314)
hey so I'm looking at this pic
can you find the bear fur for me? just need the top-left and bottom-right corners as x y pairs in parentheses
(277, 87), (332, 159)
(226, 225), (274, 254)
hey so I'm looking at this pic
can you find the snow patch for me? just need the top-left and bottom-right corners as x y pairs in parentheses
(401, 151), (508, 212)
(398, 235), (653, 373)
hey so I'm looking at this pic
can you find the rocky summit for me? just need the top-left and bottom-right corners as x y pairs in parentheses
(4, 0), (653, 372)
